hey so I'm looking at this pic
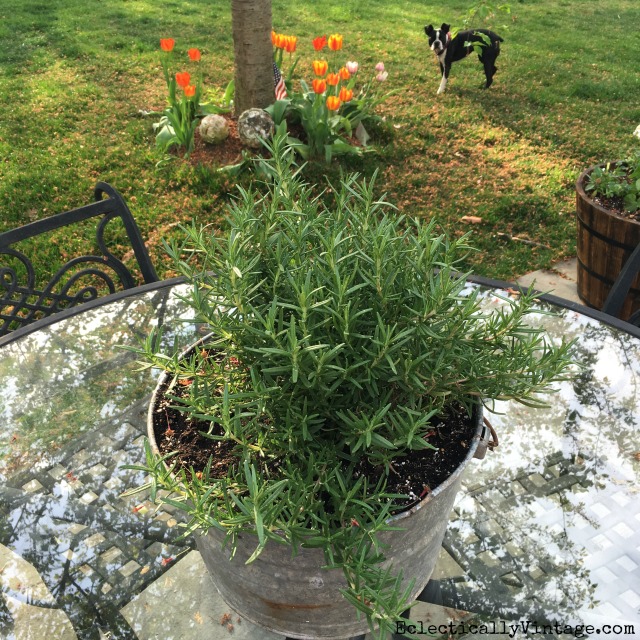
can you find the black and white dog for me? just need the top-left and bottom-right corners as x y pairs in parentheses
(424, 23), (503, 94)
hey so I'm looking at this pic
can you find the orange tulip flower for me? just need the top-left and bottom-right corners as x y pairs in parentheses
(312, 35), (327, 51)
(175, 71), (191, 88)
(327, 34), (343, 51)
(188, 48), (201, 61)
(326, 72), (340, 86)
(312, 78), (327, 94)
(183, 84), (196, 98)
(273, 33), (287, 49)
(338, 67), (351, 81)
(339, 87), (354, 102)
(312, 60), (328, 76)
(326, 96), (341, 111)
(160, 38), (175, 52)
(284, 35), (298, 53)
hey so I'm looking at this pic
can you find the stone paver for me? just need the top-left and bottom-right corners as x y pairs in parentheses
(515, 257), (581, 303)
(1, 408), (194, 639)
(4, 596), (78, 640)
(121, 550), (281, 640)
(0, 544), (77, 640)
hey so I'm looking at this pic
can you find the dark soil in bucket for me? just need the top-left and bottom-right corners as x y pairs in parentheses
(151, 372), (478, 516)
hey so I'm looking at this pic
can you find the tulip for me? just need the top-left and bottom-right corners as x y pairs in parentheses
(312, 35), (327, 51)
(326, 72), (340, 86)
(345, 61), (359, 75)
(188, 48), (201, 61)
(183, 84), (196, 98)
(312, 60), (328, 76)
(273, 33), (287, 49)
(339, 87), (353, 102)
(312, 78), (327, 94)
(326, 96), (341, 111)
(376, 71), (388, 82)
(175, 71), (191, 88)
(271, 30), (277, 45)
(375, 61), (385, 72)
(338, 67), (351, 81)
(284, 35), (297, 54)
(327, 34), (343, 51)
(160, 38), (175, 52)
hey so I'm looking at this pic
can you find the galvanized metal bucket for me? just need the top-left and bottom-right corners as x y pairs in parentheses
(148, 340), (488, 639)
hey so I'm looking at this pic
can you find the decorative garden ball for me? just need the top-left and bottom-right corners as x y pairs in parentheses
(237, 109), (274, 149)
(198, 115), (230, 145)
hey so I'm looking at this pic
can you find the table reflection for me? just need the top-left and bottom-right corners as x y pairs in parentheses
(0, 286), (198, 480)
(442, 297), (640, 632)
(0, 282), (638, 639)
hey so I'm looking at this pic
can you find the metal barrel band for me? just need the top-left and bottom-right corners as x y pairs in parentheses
(576, 211), (638, 252)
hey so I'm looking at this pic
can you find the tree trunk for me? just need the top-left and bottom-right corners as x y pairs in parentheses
(231, 0), (274, 115)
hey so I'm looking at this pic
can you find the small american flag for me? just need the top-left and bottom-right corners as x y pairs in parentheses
(273, 63), (287, 100)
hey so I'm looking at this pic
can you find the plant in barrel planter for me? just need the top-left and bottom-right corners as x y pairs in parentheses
(127, 132), (574, 639)
(576, 149), (640, 320)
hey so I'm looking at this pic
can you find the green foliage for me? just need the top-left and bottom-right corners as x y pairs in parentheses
(461, 1), (511, 30)
(154, 43), (202, 155)
(153, 105), (198, 156)
(585, 150), (640, 213)
(130, 129), (575, 635)
(280, 78), (362, 162)
(267, 35), (391, 162)
(201, 79), (235, 115)
(154, 42), (233, 156)
(457, 1), (511, 54)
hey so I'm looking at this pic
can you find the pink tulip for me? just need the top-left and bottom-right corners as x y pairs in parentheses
(375, 62), (385, 72)
(346, 61), (359, 75)
(376, 71), (388, 82)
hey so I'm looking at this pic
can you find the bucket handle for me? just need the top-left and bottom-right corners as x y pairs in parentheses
(473, 417), (499, 460)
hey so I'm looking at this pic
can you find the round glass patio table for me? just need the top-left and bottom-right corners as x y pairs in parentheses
(0, 279), (638, 640)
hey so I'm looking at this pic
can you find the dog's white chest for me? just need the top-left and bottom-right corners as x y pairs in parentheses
(436, 50), (448, 94)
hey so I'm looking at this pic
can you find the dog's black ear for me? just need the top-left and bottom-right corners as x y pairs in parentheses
(425, 25), (434, 36)
(440, 23), (451, 33)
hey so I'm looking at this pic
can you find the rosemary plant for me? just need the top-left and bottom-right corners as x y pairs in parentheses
(128, 131), (574, 637)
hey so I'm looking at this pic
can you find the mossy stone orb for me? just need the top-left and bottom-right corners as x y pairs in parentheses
(237, 109), (274, 149)
(199, 115), (230, 145)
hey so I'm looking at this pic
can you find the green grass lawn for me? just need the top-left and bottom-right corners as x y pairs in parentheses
(1, 0), (639, 283)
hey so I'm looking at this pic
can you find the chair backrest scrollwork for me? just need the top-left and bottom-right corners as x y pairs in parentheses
(0, 182), (158, 336)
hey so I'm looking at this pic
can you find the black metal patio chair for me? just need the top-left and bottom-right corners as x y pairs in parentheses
(0, 182), (158, 337)
(601, 242), (640, 326)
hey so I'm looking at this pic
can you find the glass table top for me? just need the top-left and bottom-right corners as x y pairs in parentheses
(0, 282), (638, 639)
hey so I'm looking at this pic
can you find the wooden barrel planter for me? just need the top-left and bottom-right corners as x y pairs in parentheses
(576, 163), (640, 321)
